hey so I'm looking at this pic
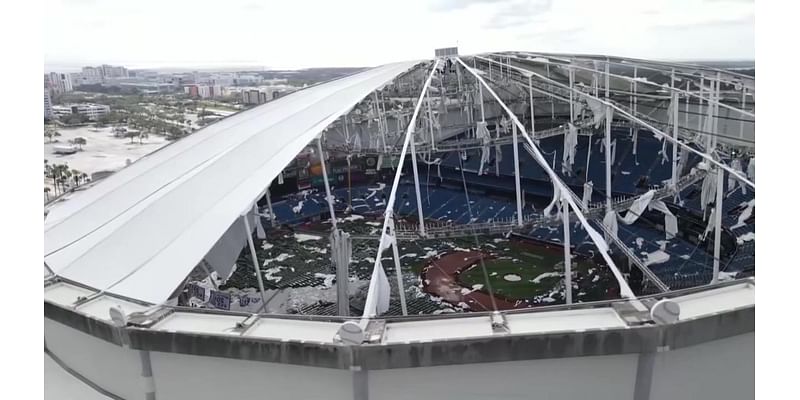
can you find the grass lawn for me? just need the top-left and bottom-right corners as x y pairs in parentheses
(459, 241), (599, 300)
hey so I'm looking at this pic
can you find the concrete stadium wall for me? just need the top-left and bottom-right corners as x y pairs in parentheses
(369, 354), (638, 400)
(649, 333), (754, 400)
(45, 318), (144, 400)
(44, 312), (755, 400)
(43, 279), (755, 400)
(148, 351), (353, 400)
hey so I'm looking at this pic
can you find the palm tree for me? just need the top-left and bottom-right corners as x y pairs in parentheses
(60, 168), (73, 193)
(45, 163), (58, 196)
(49, 163), (70, 194)
(71, 169), (83, 187)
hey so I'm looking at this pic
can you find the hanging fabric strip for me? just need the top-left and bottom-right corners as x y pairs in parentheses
(729, 158), (745, 195)
(353, 131), (362, 152)
(731, 199), (755, 229)
(648, 200), (678, 239)
(610, 138), (617, 165)
(582, 181), (594, 208)
(584, 133), (593, 181)
(366, 228), (395, 316)
(584, 95), (605, 128)
(254, 204), (266, 240)
(495, 117), (505, 167)
(562, 123), (579, 175)
(701, 206), (716, 241)
(619, 190), (656, 225)
(675, 144), (690, 180)
(700, 167), (717, 211)
(603, 210), (619, 243)
(543, 184), (561, 217)
(476, 121), (491, 175)
(746, 157), (755, 183)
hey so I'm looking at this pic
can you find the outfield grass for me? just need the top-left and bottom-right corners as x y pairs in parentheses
(459, 241), (598, 300)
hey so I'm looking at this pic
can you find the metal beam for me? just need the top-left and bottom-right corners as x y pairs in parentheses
(513, 124), (523, 226)
(484, 53), (755, 118)
(561, 195), (572, 304)
(360, 59), (441, 319)
(712, 168), (724, 283)
(242, 215), (268, 312)
(457, 57), (636, 300)
(317, 137), (338, 230)
(470, 56), (754, 189)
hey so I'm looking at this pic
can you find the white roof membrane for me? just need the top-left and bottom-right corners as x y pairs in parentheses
(44, 61), (417, 304)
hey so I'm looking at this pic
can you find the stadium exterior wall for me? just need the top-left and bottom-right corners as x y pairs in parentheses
(44, 279), (754, 400)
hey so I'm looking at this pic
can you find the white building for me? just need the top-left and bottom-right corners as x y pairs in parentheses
(46, 72), (74, 94)
(81, 66), (104, 83)
(101, 64), (128, 79)
(52, 103), (111, 121)
(198, 85), (212, 99)
(44, 89), (54, 119)
(234, 74), (261, 85)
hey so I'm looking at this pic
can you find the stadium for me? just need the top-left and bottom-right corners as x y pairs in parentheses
(44, 49), (755, 399)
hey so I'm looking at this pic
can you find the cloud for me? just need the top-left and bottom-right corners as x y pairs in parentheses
(519, 26), (584, 39)
(482, 0), (553, 30)
(242, 3), (263, 11)
(429, 0), (509, 12)
(61, 0), (96, 5)
(650, 11), (754, 29)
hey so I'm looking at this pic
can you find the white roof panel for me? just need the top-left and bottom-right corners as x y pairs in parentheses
(44, 61), (417, 304)
(383, 316), (494, 343)
(506, 308), (627, 334)
(244, 318), (341, 343)
(672, 282), (755, 320)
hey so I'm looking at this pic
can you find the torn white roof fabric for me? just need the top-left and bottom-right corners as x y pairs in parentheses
(648, 200), (678, 239)
(43, 61), (416, 304)
(620, 190), (656, 225)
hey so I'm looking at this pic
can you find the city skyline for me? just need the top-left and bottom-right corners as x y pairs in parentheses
(45, 0), (754, 70)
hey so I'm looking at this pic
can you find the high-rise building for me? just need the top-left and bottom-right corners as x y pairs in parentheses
(241, 89), (269, 105)
(211, 85), (223, 98)
(100, 64), (128, 79)
(45, 72), (74, 94)
(44, 89), (54, 120)
(185, 85), (200, 97)
(197, 85), (212, 99)
(81, 66), (104, 84)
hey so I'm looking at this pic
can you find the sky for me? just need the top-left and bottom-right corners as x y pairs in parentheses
(43, 0), (754, 71)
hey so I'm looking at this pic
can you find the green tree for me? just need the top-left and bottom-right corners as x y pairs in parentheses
(125, 130), (138, 143)
(44, 126), (57, 143)
(46, 163), (71, 195)
(72, 137), (87, 150)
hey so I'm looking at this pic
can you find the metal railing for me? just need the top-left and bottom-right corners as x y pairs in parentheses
(393, 169), (705, 240)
